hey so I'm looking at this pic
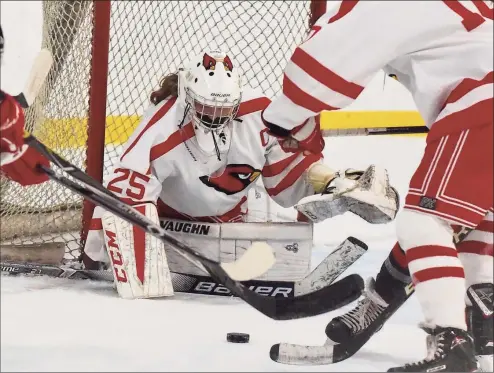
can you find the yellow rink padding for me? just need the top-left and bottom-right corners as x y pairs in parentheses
(37, 110), (425, 148)
(320, 110), (425, 130)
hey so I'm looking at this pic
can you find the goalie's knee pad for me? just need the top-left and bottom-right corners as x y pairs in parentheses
(102, 203), (174, 299)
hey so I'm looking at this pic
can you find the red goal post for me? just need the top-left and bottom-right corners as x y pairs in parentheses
(0, 0), (326, 262)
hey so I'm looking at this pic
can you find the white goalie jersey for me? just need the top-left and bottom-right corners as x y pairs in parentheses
(84, 87), (322, 263)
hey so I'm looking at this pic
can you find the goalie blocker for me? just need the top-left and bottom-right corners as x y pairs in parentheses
(159, 218), (313, 283)
(101, 207), (313, 299)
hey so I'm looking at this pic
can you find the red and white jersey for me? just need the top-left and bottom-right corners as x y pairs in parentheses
(83, 88), (322, 262)
(263, 1), (493, 138)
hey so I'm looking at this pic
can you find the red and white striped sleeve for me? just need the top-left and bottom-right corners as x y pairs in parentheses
(262, 1), (415, 129)
(261, 142), (322, 208)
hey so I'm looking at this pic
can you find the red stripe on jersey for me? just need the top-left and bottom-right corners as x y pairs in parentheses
(266, 153), (321, 197)
(413, 266), (465, 284)
(236, 97), (271, 118)
(474, 1), (493, 20)
(262, 153), (299, 177)
(457, 241), (494, 256)
(121, 98), (176, 161)
(328, 0), (360, 24)
(476, 218), (494, 233)
(156, 196), (248, 223)
(406, 245), (459, 263)
(132, 205), (147, 284)
(430, 99), (493, 141)
(149, 122), (195, 162)
(444, 71), (493, 107)
(283, 75), (339, 113)
(291, 48), (364, 100)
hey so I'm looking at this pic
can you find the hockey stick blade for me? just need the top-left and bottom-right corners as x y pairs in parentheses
(14, 48), (53, 108)
(220, 241), (275, 282)
(270, 286), (413, 365)
(294, 237), (367, 296)
(1, 261), (111, 281)
(271, 227), (475, 364)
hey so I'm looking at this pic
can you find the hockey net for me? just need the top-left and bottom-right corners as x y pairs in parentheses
(0, 0), (325, 262)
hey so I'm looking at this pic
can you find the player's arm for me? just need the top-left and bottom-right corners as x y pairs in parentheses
(261, 1), (417, 153)
(262, 122), (399, 224)
(0, 90), (50, 185)
(261, 125), (322, 209)
(84, 99), (178, 299)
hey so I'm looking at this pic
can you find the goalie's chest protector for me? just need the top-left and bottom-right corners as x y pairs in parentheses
(157, 117), (269, 218)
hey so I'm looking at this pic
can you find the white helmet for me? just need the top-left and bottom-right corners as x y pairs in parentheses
(178, 50), (242, 159)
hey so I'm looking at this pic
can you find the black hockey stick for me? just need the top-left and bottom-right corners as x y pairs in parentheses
(322, 125), (429, 137)
(23, 134), (364, 320)
(1, 236), (368, 299)
(270, 226), (474, 363)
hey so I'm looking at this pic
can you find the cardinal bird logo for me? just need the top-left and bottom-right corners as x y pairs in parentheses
(223, 55), (233, 71)
(199, 164), (261, 195)
(203, 53), (217, 71)
(202, 53), (234, 72)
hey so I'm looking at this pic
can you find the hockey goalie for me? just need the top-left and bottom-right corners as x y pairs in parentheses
(82, 49), (399, 300)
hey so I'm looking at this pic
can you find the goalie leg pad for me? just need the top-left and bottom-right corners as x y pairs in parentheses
(102, 203), (174, 299)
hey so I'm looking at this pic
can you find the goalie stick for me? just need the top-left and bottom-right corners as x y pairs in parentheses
(270, 226), (474, 364)
(1, 236), (368, 299)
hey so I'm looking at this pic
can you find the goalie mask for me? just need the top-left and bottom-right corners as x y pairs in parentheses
(178, 50), (242, 161)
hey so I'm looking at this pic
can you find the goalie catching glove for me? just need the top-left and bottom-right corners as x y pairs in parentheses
(101, 202), (174, 299)
(297, 163), (399, 224)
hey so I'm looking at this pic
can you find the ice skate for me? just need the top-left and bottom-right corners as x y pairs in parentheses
(325, 277), (389, 343)
(467, 283), (494, 372)
(387, 326), (480, 372)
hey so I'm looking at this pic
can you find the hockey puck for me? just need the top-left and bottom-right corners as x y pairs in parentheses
(226, 332), (250, 343)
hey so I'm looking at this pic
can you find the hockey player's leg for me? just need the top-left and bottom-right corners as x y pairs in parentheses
(458, 210), (494, 372)
(388, 124), (493, 372)
(388, 210), (479, 372)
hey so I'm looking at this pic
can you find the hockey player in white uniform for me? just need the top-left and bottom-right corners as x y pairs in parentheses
(82, 49), (399, 300)
(261, 1), (492, 372)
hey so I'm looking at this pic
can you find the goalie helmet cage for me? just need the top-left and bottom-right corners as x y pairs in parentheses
(0, 0), (326, 262)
